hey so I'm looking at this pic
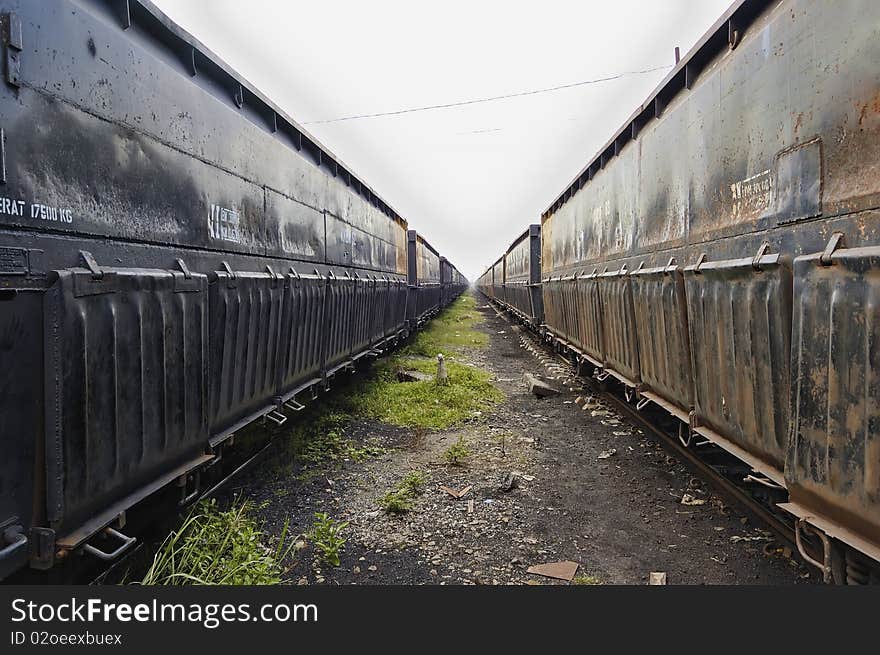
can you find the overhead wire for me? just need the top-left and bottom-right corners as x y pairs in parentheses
(303, 65), (673, 125)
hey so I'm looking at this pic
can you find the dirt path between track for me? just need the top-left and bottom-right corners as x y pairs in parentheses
(236, 292), (812, 585)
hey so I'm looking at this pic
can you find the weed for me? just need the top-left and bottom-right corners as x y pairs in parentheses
(400, 470), (427, 496)
(572, 574), (602, 585)
(272, 408), (385, 480)
(139, 500), (293, 585)
(308, 512), (348, 567)
(379, 489), (413, 514)
(443, 436), (470, 466)
(349, 358), (502, 429)
(402, 294), (488, 357)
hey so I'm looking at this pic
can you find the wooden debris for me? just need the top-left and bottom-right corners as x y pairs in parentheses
(440, 484), (472, 499)
(527, 561), (580, 582)
(524, 373), (560, 398)
(649, 572), (667, 585)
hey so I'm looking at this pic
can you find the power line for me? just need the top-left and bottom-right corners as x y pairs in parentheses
(303, 65), (673, 125)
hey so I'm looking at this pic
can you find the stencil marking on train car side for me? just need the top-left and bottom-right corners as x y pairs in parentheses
(730, 169), (772, 219)
(0, 196), (74, 224)
(208, 204), (241, 243)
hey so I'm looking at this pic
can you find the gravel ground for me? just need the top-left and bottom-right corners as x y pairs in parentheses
(234, 293), (813, 585)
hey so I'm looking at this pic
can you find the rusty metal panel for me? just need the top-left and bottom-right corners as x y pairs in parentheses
(208, 270), (283, 438)
(541, 278), (563, 339)
(44, 266), (208, 534)
(276, 272), (325, 400)
(596, 268), (640, 385)
(542, 0), (880, 259)
(503, 225), (543, 323)
(574, 273), (604, 366)
(630, 262), (693, 416)
(683, 251), (791, 472)
(0, 0), (409, 273)
(787, 245), (880, 546)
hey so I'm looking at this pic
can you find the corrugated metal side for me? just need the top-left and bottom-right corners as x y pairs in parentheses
(349, 276), (375, 356)
(565, 278), (584, 350)
(323, 274), (355, 372)
(597, 270), (640, 385)
(0, 287), (41, 575)
(208, 271), (283, 438)
(575, 274), (604, 365)
(384, 279), (409, 337)
(683, 254), (791, 471)
(630, 264), (693, 414)
(44, 268), (208, 532)
(276, 273), (325, 399)
(787, 246), (880, 545)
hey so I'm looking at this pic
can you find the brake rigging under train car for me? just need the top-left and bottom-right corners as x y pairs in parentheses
(0, 0), (464, 580)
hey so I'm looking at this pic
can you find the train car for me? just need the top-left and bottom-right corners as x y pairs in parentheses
(451, 264), (468, 301)
(488, 257), (504, 300)
(497, 225), (543, 327)
(475, 267), (492, 298)
(406, 230), (442, 326)
(440, 257), (468, 308)
(537, 0), (880, 581)
(0, 0), (426, 579)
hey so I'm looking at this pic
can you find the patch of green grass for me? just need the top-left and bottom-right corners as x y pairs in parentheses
(308, 512), (348, 567)
(348, 358), (502, 429)
(139, 500), (292, 585)
(402, 293), (488, 357)
(271, 408), (385, 479)
(400, 470), (427, 496)
(379, 489), (413, 514)
(443, 435), (471, 466)
(294, 411), (384, 466)
(378, 470), (428, 515)
(572, 574), (602, 585)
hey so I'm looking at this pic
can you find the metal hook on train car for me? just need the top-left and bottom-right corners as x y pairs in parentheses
(82, 527), (136, 562)
(80, 251), (104, 280)
(743, 473), (785, 490)
(678, 422), (693, 447)
(264, 409), (288, 427)
(635, 261), (645, 273)
(177, 470), (201, 507)
(175, 258), (193, 279)
(819, 232), (845, 266)
(618, 263), (628, 275)
(283, 398), (305, 413)
(795, 519), (832, 583)
(636, 395), (651, 411)
(624, 387), (634, 403)
(664, 257), (677, 274)
(693, 253), (707, 273)
(751, 242), (771, 270)
(595, 369), (611, 382)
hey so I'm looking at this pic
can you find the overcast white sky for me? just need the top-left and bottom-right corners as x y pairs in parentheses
(152, 0), (732, 280)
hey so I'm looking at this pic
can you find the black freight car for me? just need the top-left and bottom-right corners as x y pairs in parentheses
(0, 0), (438, 579)
(440, 257), (468, 308)
(486, 0), (880, 582)
(406, 230), (442, 326)
(496, 225), (543, 327)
